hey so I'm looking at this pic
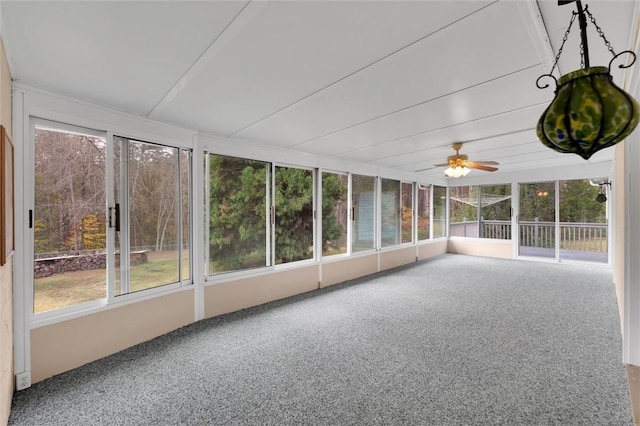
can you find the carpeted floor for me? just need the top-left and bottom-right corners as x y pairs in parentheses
(9, 254), (633, 425)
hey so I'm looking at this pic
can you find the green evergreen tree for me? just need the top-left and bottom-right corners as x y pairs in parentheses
(209, 157), (344, 269)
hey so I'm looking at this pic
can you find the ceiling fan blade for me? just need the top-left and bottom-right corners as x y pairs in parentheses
(473, 160), (499, 165)
(467, 162), (498, 172)
(433, 162), (450, 167)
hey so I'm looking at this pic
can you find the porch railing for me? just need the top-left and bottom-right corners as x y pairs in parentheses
(450, 219), (607, 253)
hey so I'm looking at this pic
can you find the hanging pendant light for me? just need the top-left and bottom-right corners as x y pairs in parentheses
(536, 0), (640, 160)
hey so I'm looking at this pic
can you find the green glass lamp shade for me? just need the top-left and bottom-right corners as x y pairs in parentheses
(537, 66), (640, 160)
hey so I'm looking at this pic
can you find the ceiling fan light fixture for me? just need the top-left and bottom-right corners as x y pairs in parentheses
(435, 143), (499, 176)
(444, 166), (471, 178)
(536, 0), (640, 160)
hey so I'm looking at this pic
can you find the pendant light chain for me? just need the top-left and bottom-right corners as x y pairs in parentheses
(584, 6), (617, 57)
(550, 11), (578, 75)
(536, 0), (640, 160)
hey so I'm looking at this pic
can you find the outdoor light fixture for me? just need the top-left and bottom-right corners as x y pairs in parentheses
(444, 166), (470, 178)
(591, 179), (611, 203)
(536, 0), (640, 160)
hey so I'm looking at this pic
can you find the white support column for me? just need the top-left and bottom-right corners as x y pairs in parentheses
(622, 1), (640, 365)
(12, 88), (30, 386)
(624, 129), (640, 365)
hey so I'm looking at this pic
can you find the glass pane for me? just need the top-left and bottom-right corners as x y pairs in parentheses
(449, 186), (478, 237)
(208, 154), (268, 274)
(34, 125), (106, 313)
(322, 172), (348, 256)
(352, 175), (376, 252)
(417, 184), (430, 241)
(518, 182), (556, 258)
(432, 186), (446, 238)
(479, 184), (512, 240)
(381, 178), (400, 247)
(115, 137), (181, 294)
(559, 179), (607, 263)
(401, 182), (413, 243)
(181, 150), (191, 280)
(275, 166), (314, 264)
(114, 141), (121, 294)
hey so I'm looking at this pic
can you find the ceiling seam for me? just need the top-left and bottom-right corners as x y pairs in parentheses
(394, 136), (542, 170)
(336, 100), (547, 157)
(296, 65), (546, 154)
(364, 127), (539, 168)
(228, 0), (501, 138)
(516, 0), (556, 73)
(146, 0), (254, 118)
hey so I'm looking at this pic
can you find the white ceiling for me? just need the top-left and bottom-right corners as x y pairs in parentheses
(2, 0), (638, 180)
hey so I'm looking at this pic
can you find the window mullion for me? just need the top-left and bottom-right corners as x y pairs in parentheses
(176, 150), (183, 283)
(347, 173), (353, 255)
(267, 163), (274, 267)
(119, 139), (131, 295)
(106, 132), (115, 302)
(203, 153), (210, 277)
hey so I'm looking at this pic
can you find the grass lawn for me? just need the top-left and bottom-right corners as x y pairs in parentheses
(35, 250), (190, 314)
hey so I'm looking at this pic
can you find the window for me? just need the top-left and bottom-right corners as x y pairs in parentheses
(449, 186), (478, 237)
(449, 184), (511, 239)
(181, 150), (191, 281)
(206, 154), (269, 274)
(381, 178), (401, 247)
(432, 185), (446, 238)
(32, 121), (192, 315)
(274, 166), (314, 264)
(33, 123), (107, 313)
(321, 172), (348, 256)
(417, 184), (430, 240)
(114, 137), (189, 295)
(351, 174), (376, 252)
(401, 182), (413, 244)
(518, 182), (556, 259)
(479, 184), (511, 239)
(206, 158), (317, 272)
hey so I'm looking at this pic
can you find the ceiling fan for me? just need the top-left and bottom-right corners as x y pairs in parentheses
(435, 143), (499, 177)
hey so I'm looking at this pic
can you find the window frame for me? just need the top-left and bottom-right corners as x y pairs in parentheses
(320, 169), (349, 259)
(110, 135), (190, 301)
(29, 118), (194, 322)
(271, 163), (317, 268)
(350, 173), (378, 254)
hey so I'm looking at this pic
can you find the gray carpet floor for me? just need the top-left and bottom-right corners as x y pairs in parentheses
(9, 254), (633, 425)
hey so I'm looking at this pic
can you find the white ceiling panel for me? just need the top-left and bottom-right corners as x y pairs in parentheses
(294, 65), (552, 157)
(234, 1), (542, 146)
(2, 0), (637, 182)
(3, 1), (247, 114)
(148, 0), (493, 136)
(537, 0), (636, 82)
(350, 105), (546, 167)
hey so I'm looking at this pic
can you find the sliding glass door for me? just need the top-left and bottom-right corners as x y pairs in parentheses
(558, 179), (608, 263)
(518, 180), (608, 263)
